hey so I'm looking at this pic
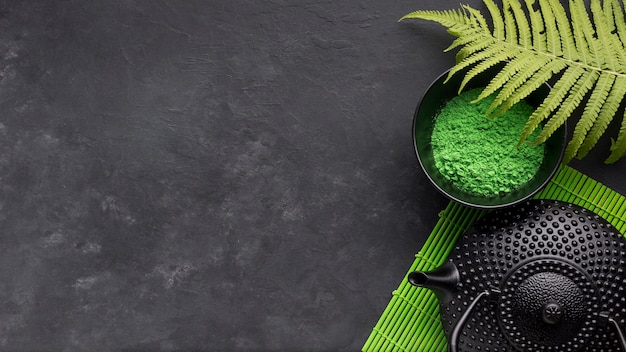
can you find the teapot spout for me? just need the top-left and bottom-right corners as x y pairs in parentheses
(407, 261), (459, 302)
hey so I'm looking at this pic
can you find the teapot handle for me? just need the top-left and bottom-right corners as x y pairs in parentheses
(601, 313), (626, 352)
(448, 296), (626, 352)
(447, 289), (500, 352)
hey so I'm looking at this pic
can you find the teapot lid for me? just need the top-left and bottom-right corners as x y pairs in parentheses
(440, 200), (626, 351)
(498, 259), (599, 350)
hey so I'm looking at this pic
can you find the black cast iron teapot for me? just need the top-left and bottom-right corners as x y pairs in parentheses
(408, 200), (626, 352)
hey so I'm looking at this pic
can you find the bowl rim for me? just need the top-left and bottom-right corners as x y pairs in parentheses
(412, 67), (567, 210)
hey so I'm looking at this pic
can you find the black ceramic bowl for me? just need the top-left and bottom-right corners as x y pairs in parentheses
(413, 65), (567, 209)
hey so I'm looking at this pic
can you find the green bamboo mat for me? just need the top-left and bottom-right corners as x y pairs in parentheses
(362, 165), (626, 352)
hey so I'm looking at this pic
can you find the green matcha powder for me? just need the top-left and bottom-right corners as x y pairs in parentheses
(431, 88), (544, 196)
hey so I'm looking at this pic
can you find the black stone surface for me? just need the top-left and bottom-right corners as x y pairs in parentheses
(0, 1), (624, 351)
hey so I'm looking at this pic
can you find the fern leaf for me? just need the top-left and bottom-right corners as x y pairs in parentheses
(608, 0), (626, 51)
(592, 0), (620, 71)
(503, 0), (518, 45)
(602, 0), (620, 47)
(484, 0), (505, 40)
(454, 36), (498, 64)
(605, 111), (626, 163)
(591, 0), (618, 71)
(444, 28), (486, 52)
(571, 0), (602, 67)
(473, 54), (536, 103)
(569, 0), (593, 66)
(509, 0), (532, 47)
(489, 58), (567, 116)
(459, 55), (513, 93)
(402, 0), (626, 162)
(533, 70), (600, 144)
(446, 44), (509, 86)
(484, 53), (552, 114)
(604, 0), (626, 69)
(462, 4), (489, 30)
(524, 0), (547, 52)
(577, 75), (626, 158)
(399, 9), (471, 28)
(459, 50), (527, 94)
(547, 0), (578, 61)
(475, 64), (524, 102)
(538, 0), (561, 56)
(519, 65), (586, 143)
(564, 74), (615, 161)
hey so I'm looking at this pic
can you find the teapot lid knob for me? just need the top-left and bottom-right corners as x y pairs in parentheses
(542, 302), (563, 325)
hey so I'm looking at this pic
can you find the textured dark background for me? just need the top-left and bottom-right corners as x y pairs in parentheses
(0, 1), (624, 351)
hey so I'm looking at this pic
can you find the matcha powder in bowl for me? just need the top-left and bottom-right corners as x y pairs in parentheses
(431, 88), (544, 197)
